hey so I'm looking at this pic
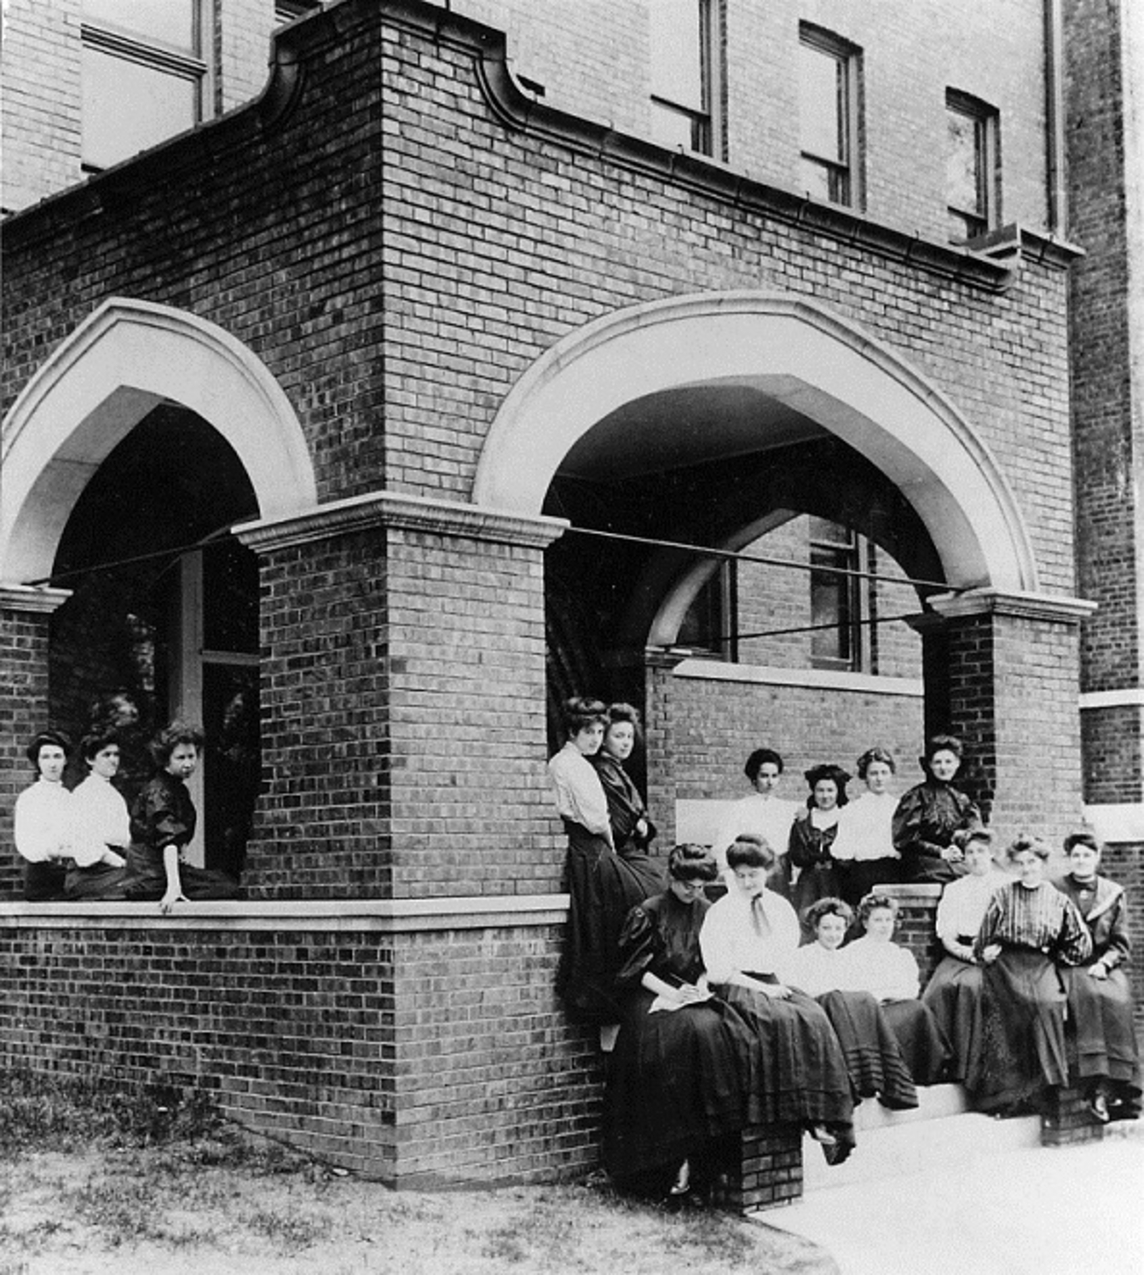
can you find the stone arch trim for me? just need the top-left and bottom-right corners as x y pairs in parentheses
(472, 291), (1039, 593)
(1, 297), (317, 584)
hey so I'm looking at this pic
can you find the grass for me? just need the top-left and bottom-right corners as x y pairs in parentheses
(0, 1069), (839, 1275)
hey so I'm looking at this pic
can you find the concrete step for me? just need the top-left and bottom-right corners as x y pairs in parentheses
(803, 1085), (1041, 1192)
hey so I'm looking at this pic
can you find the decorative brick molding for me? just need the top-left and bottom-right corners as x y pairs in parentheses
(0, 585), (72, 614)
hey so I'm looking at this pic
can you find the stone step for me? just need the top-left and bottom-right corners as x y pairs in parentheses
(803, 1086), (1041, 1192)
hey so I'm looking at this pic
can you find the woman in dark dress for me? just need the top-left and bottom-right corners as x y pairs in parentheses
(788, 764), (850, 937)
(784, 897), (918, 1110)
(591, 702), (664, 892)
(972, 835), (1091, 1114)
(122, 722), (241, 912)
(1053, 832), (1142, 1122)
(892, 735), (981, 885)
(605, 845), (752, 1200)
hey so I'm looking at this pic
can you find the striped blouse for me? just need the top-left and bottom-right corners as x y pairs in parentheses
(974, 880), (1091, 966)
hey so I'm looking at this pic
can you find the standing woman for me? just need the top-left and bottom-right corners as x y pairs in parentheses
(921, 828), (1010, 1084)
(788, 764), (850, 934)
(972, 835), (1092, 1114)
(123, 722), (241, 912)
(605, 844), (752, 1201)
(700, 835), (855, 1161)
(65, 731), (131, 900)
(831, 747), (902, 908)
(892, 735), (981, 885)
(710, 748), (799, 889)
(590, 703), (664, 900)
(549, 696), (655, 1040)
(13, 730), (76, 901)
(1053, 832), (1142, 1122)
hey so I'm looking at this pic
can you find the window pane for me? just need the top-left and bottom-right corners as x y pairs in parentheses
(810, 553), (854, 665)
(83, 45), (198, 169)
(800, 42), (845, 161)
(84, 0), (196, 51)
(651, 0), (704, 112)
(947, 109), (982, 215)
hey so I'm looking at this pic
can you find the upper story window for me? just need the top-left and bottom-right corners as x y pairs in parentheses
(649, 0), (722, 157)
(946, 90), (1000, 243)
(809, 518), (862, 670)
(81, 0), (208, 172)
(799, 26), (861, 209)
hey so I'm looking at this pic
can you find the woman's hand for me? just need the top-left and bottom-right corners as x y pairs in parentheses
(747, 978), (790, 1000)
(941, 845), (964, 863)
(635, 817), (649, 840)
(980, 943), (1002, 964)
(672, 983), (708, 1005)
(1088, 960), (1109, 981)
(160, 889), (188, 915)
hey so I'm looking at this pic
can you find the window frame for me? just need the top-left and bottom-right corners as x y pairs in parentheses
(80, 1), (210, 174)
(945, 89), (1001, 243)
(808, 520), (865, 672)
(649, 0), (725, 159)
(798, 24), (862, 210)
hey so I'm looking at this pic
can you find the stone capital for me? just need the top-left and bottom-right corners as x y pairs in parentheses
(0, 584), (73, 614)
(927, 587), (1097, 625)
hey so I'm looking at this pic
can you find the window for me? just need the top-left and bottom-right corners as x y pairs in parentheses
(677, 560), (737, 659)
(809, 518), (861, 670)
(946, 91), (1000, 242)
(81, 0), (208, 172)
(649, 0), (722, 157)
(799, 27), (860, 208)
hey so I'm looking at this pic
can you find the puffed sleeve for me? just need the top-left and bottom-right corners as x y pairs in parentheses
(1102, 890), (1131, 969)
(615, 905), (659, 989)
(892, 786), (937, 859)
(973, 891), (1005, 960)
(131, 780), (192, 850)
(787, 814), (818, 868)
(1055, 896), (1094, 968)
(699, 897), (739, 985)
(547, 748), (612, 841)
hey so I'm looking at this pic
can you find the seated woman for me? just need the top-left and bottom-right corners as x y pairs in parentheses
(14, 730), (76, 901)
(831, 747), (902, 909)
(892, 735), (981, 885)
(921, 828), (1009, 1084)
(1053, 832), (1142, 1122)
(65, 731), (131, 900)
(788, 764), (850, 935)
(605, 845), (753, 1201)
(700, 834), (854, 1161)
(840, 892), (952, 1086)
(122, 722), (242, 912)
(590, 702), (664, 888)
(972, 835), (1092, 1115)
(784, 897), (917, 1111)
(548, 696), (662, 1044)
(710, 748), (799, 894)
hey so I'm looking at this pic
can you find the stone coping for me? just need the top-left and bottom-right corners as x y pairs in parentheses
(669, 657), (924, 698)
(0, 893), (571, 932)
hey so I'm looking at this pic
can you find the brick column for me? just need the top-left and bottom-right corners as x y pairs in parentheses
(930, 590), (1095, 845)
(236, 493), (567, 899)
(0, 585), (72, 898)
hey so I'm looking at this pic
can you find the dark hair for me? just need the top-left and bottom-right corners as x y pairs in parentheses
(726, 833), (777, 872)
(856, 747), (896, 778)
(954, 826), (993, 852)
(149, 721), (206, 768)
(1064, 831), (1101, 856)
(1005, 834), (1051, 864)
(79, 730), (120, 763)
(744, 748), (784, 783)
(25, 729), (72, 768)
(668, 843), (718, 883)
(924, 734), (963, 761)
(804, 764), (851, 808)
(857, 891), (899, 926)
(805, 896), (854, 930)
(560, 696), (608, 739)
(604, 702), (641, 739)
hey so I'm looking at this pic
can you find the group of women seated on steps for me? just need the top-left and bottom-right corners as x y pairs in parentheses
(548, 697), (1142, 1203)
(14, 718), (240, 911)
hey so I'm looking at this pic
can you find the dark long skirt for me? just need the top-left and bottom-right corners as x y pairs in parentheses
(556, 822), (665, 1023)
(715, 979), (854, 1138)
(921, 956), (983, 1085)
(1061, 966), (1142, 1118)
(835, 859), (902, 910)
(604, 989), (752, 1184)
(971, 948), (1068, 1113)
(123, 846), (241, 903)
(880, 998), (952, 1086)
(814, 989), (918, 1109)
(64, 862), (128, 900)
(23, 860), (67, 901)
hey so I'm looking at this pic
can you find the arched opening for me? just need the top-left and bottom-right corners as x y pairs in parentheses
(1, 298), (316, 875)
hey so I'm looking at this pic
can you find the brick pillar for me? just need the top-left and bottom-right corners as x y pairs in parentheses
(236, 493), (566, 899)
(0, 586), (72, 898)
(931, 590), (1095, 847)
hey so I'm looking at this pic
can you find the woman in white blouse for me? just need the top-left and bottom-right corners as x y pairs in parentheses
(831, 747), (902, 909)
(65, 731), (130, 900)
(14, 730), (76, 900)
(700, 834), (854, 1160)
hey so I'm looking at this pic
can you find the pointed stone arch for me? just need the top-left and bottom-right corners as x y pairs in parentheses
(1, 297), (317, 584)
(472, 291), (1039, 594)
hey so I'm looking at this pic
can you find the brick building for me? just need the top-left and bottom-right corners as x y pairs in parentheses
(0, 0), (1139, 1185)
